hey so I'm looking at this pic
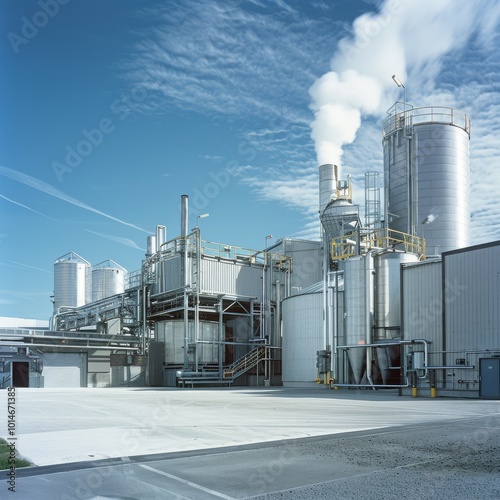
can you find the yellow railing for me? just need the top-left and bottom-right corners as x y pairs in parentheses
(330, 228), (426, 261)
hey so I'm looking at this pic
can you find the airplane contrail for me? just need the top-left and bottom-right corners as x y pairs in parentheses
(0, 165), (150, 233)
(85, 229), (146, 251)
(0, 193), (58, 221)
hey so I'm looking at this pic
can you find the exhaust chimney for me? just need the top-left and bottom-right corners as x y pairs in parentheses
(155, 225), (166, 252)
(181, 195), (189, 237)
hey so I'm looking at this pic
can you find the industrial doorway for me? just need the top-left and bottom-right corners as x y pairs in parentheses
(479, 358), (500, 399)
(12, 361), (30, 388)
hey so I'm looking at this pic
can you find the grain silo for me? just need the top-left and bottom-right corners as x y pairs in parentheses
(91, 260), (127, 302)
(53, 252), (91, 311)
(383, 105), (471, 254)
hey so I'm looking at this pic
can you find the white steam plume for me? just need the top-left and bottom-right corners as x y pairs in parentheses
(309, 0), (500, 169)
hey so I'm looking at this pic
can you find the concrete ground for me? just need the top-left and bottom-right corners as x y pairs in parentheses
(1, 387), (500, 499)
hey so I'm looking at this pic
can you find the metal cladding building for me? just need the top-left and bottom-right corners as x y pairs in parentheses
(4, 99), (499, 398)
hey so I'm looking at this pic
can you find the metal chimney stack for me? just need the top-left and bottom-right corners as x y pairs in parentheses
(181, 195), (189, 237)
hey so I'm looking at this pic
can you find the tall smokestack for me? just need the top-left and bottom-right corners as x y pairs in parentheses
(319, 164), (337, 214)
(181, 195), (189, 237)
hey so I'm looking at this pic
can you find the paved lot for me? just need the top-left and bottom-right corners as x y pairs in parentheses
(1, 387), (499, 498)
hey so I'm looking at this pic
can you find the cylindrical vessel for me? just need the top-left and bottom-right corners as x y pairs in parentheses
(374, 251), (419, 340)
(91, 260), (127, 302)
(319, 164), (337, 215)
(146, 235), (156, 257)
(383, 106), (470, 254)
(155, 320), (223, 364)
(181, 195), (189, 237)
(343, 256), (367, 384)
(282, 291), (323, 386)
(156, 225), (166, 252)
(53, 252), (91, 311)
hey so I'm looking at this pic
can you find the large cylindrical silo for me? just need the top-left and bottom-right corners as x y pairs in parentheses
(383, 106), (470, 254)
(53, 252), (91, 311)
(91, 260), (127, 302)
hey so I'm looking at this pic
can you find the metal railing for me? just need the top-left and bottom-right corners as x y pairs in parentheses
(383, 106), (470, 137)
(223, 346), (266, 380)
(330, 227), (426, 261)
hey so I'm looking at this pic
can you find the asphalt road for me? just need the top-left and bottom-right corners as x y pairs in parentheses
(11, 416), (500, 499)
(2, 388), (500, 499)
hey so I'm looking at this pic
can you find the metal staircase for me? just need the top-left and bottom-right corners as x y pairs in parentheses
(223, 345), (266, 381)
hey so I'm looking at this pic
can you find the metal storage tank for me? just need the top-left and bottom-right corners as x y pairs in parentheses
(91, 260), (127, 302)
(383, 106), (471, 254)
(374, 251), (419, 341)
(155, 320), (223, 365)
(282, 290), (323, 387)
(53, 252), (91, 311)
(343, 255), (372, 384)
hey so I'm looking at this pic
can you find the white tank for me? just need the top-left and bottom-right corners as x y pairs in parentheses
(91, 260), (127, 302)
(282, 291), (323, 386)
(383, 106), (471, 254)
(155, 320), (223, 365)
(53, 252), (91, 311)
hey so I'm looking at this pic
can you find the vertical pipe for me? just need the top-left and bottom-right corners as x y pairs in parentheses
(275, 280), (281, 348)
(322, 232), (328, 351)
(181, 195), (189, 370)
(218, 296), (223, 380)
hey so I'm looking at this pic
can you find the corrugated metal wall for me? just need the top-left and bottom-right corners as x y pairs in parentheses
(402, 260), (443, 360)
(282, 292), (323, 385)
(444, 243), (500, 352)
(270, 239), (322, 293)
(155, 255), (183, 294)
(200, 259), (263, 299)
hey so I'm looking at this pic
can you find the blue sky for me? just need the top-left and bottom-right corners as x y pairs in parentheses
(1, 0), (500, 320)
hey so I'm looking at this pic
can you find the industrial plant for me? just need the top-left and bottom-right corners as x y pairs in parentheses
(1, 102), (499, 399)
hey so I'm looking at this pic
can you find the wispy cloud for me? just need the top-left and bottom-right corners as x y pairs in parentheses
(85, 229), (146, 252)
(0, 165), (150, 234)
(5, 260), (53, 274)
(121, 0), (500, 243)
(0, 193), (57, 221)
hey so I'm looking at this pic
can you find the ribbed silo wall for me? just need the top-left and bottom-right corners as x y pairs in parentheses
(54, 257), (91, 310)
(374, 251), (419, 341)
(91, 267), (126, 302)
(383, 107), (470, 254)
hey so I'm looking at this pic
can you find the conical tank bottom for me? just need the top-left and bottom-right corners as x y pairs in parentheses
(376, 347), (390, 385)
(348, 348), (366, 384)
